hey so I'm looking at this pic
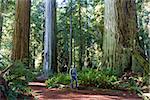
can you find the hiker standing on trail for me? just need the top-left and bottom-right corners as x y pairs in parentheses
(70, 65), (78, 88)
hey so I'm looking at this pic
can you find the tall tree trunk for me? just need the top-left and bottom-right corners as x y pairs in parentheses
(65, 8), (69, 68)
(44, 0), (57, 76)
(69, 0), (73, 68)
(78, 0), (83, 70)
(103, 0), (137, 75)
(0, 0), (4, 48)
(12, 0), (31, 66)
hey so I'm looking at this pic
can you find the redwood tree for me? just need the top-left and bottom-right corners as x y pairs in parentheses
(103, 0), (137, 74)
(12, 0), (31, 65)
(44, 0), (57, 76)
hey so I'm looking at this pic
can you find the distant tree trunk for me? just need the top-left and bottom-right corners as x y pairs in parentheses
(78, 0), (83, 70)
(12, 0), (31, 66)
(65, 8), (69, 67)
(84, 0), (90, 69)
(69, 0), (73, 68)
(103, 0), (137, 75)
(0, 0), (4, 48)
(44, 0), (57, 76)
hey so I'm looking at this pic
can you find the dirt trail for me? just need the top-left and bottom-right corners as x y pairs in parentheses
(29, 82), (142, 100)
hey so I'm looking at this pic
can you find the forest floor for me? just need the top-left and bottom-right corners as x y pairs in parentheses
(28, 82), (142, 100)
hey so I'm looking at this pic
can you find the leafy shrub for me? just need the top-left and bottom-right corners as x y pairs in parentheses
(46, 68), (145, 93)
(4, 61), (34, 99)
(142, 75), (150, 86)
(118, 76), (142, 94)
(46, 68), (119, 89)
(45, 73), (70, 88)
(78, 68), (118, 89)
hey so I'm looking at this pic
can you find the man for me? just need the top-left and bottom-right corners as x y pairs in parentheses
(70, 65), (78, 88)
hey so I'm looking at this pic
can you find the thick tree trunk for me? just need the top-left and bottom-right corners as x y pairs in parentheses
(103, 0), (137, 75)
(12, 0), (31, 66)
(44, 0), (57, 76)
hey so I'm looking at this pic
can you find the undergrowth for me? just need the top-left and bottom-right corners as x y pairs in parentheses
(1, 61), (35, 99)
(46, 68), (146, 94)
(46, 68), (119, 89)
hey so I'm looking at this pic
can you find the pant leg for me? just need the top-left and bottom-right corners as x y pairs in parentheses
(75, 77), (78, 88)
(71, 76), (76, 88)
(70, 78), (74, 88)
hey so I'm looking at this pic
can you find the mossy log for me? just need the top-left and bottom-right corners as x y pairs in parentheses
(132, 50), (150, 74)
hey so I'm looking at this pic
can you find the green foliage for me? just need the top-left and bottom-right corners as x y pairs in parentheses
(118, 76), (142, 94)
(56, 0), (105, 69)
(30, 0), (44, 68)
(4, 61), (34, 99)
(0, 84), (7, 97)
(136, 0), (150, 59)
(46, 68), (119, 89)
(0, 0), (15, 68)
(78, 68), (118, 89)
(45, 73), (70, 88)
(46, 68), (147, 94)
(142, 75), (150, 86)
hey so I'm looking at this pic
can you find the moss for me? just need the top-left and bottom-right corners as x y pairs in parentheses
(132, 50), (149, 74)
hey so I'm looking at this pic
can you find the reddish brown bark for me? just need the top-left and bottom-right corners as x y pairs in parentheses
(12, 0), (31, 65)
